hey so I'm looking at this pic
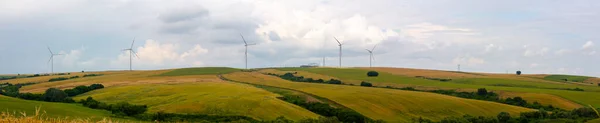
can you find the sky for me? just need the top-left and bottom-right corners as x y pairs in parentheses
(0, 0), (598, 77)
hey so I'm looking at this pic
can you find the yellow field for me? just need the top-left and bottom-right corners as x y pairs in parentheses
(584, 78), (600, 84)
(74, 82), (319, 121)
(223, 72), (534, 122)
(361, 67), (484, 78)
(18, 70), (224, 93)
(497, 92), (583, 110)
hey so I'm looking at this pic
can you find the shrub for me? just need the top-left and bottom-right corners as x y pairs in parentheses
(89, 84), (105, 90)
(497, 112), (511, 122)
(477, 88), (488, 96)
(367, 71), (379, 77)
(69, 76), (79, 79)
(48, 77), (69, 82)
(598, 83), (600, 86)
(327, 79), (342, 84)
(43, 88), (68, 102)
(111, 102), (148, 116)
(360, 81), (373, 87)
(516, 71), (522, 75)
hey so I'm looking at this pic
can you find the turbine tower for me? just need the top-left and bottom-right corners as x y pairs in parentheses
(122, 37), (139, 71)
(47, 47), (63, 75)
(365, 44), (377, 67)
(334, 37), (344, 68)
(240, 34), (256, 69)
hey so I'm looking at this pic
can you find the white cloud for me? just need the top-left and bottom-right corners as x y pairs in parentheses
(484, 44), (503, 52)
(453, 56), (485, 66)
(582, 41), (594, 50)
(111, 39), (209, 69)
(524, 47), (549, 57)
(554, 49), (570, 55)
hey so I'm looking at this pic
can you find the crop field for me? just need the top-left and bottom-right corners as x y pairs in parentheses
(74, 82), (319, 121)
(0, 95), (112, 119)
(222, 72), (534, 122)
(361, 67), (485, 78)
(544, 75), (592, 83)
(276, 67), (600, 108)
(497, 92), (582, 110)
(18, 70), (226, 93)
(158, 67), (240, 76)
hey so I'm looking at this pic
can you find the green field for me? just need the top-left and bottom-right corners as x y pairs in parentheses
(74, 82), (319, 121)
(0, 95), (112, 119)
(544, 75), (592, 83)
(158, 67), (240, 76)
(276, 67), (600, 108)
(223, 72), (534, 122)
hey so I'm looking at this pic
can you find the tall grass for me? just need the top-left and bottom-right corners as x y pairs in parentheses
(0, 107), (115, 123)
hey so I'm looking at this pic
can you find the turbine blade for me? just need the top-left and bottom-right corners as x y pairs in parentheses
(47, 46), (53, 54)
(365, 49), (371, 52)
(334, 37), (341, 45)
(131, 51), (140, 58)
(247, 43), (257, 46)
(130, 37), (136, 49)
(372, 44), (377, 51)
(47, 56), (53, 63)
(240, 34), (247, 45)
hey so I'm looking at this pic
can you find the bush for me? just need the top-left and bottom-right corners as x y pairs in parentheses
(326, 79), (342, 84)
(367, 71), (379, 77)
(497, 112), (511, 122)
(360, 81), (373, 87)
(598, 83), (600, 86)
(48, 77), (69, 82)
(89, 84), (105, 90)
(110, 102), (148, 116)
(516, 71), (522, 75)
(477, 88), (488, 96)
(43, 88), (68, 102)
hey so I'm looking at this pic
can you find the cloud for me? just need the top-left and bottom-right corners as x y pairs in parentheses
(453, 56), (486, 66)
(554, 49), (570, 55)
(582, 41), (594, 50)
(523, 47), (549, 57)
(484, 44), (503, 52)
(111, 39), (209, 69)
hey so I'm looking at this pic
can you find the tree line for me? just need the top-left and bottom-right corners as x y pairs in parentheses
(266, 72), (343, 85)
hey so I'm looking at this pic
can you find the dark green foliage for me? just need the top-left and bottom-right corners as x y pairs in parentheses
(0, 76), (17, 80)
(48, 77), (69, 82)
(17, 93), (44, 101)
(367, 71), (379, 77)
(135, 111), (258, 122)
(597, 83), (600, 86)
(497, 112), (511, 123)
(416, 76), (452, 82)
(89, 84), (105, 90)
(64, 84), (104, 96)
(80, 97), (147, 116)
(111, 102), (148, 116)
(516, 71), (522, 75)
(267, 73), (343, 85)
(83, 74), (103, 77)
(360, 81), (373, 87)
(43, 88), (68, 102)
(278, 95), (370, 123)
(69, 76), (79, 79)
(476, 88), (488, 96)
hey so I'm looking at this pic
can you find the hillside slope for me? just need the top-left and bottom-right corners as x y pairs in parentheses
(223, 72), (534, 122)
(0, 95), (112, 119)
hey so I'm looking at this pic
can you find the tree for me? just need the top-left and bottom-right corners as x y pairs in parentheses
(516, 71), (522, 75)
(360, 81), (373, 87)
(89, 84), (105, 90)
(477, 88), (488, 96)
(367, 71), (379, 77)
(497, 112), (511, 123)
(43, 88), (68, 102)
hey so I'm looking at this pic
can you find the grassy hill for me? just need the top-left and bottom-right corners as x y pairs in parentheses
(74, 82), (319, 121)
(278, 67), (600, 108)
(158, 67), (240, 76)
(223, 72), (534, 122)
(0, 95), (112, 120)
(544, 75), (592, 83)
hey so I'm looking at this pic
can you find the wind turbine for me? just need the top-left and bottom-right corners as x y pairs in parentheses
(240, 34), (257, 69)
(365, 44), (377, 67)
(334, 37), (344, 68)
(122, 37), (139, 71)
(47, 47), (63, 75)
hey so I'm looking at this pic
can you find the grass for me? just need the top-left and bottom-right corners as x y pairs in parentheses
(223, 72), (534, 122)
(0, 95), (112, 120)
(276, 67), (600, 108)
(158, 67), (240, 76)
(74, 82), (319, 121)
(544, 75), (592, 83)
(0, 107), (118, 123)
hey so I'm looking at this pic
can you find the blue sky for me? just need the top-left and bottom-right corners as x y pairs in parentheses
(0, 0), (598, 77)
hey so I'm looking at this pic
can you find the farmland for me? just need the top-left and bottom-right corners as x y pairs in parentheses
(222, 72), (534, 122)
(74, 82), (318, 120)
(0, 95), (112, 119)
(276, 67), (600, 108)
